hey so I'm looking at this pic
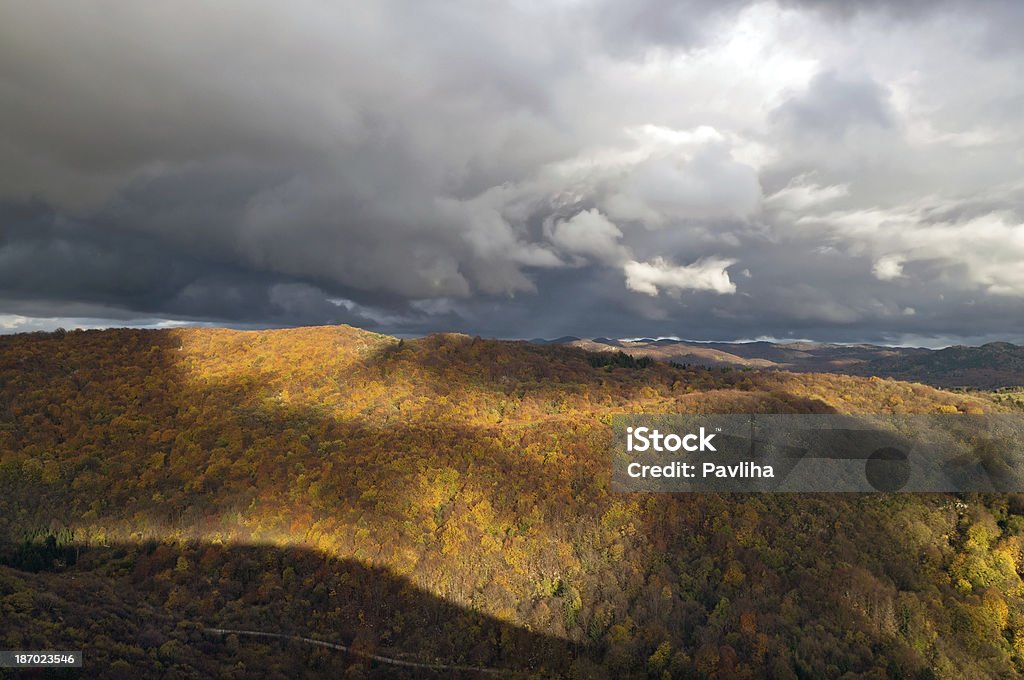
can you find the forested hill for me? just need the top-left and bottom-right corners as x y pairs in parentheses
(2, 325), (1024, 678)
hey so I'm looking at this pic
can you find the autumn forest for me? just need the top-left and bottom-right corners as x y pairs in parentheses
(2, 325), (1024, 678)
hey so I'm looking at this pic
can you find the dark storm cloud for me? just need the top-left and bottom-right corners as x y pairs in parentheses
(1, 0), (1024, 344)
(0, 202), (380, 328)
(771, 72), (894, 138)
(778, 0), (940, 20)
(590, 0), (750, 54)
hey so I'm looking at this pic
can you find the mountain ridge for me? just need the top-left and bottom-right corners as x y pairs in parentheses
(537, 336), (1024, 389)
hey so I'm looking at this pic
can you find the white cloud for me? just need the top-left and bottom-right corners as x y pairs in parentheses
(765, 175), (849, 211)
(799, 203), (1024, 295)
(624, 257), (737, 296)
(541, 123), (763, 228)
(549, 209), (626, 262)
(872, 255), (906, 281)
(602, 148), (761, 225)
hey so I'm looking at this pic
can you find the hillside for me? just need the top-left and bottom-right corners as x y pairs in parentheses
(853, 342), (1024, 389)
(558, 337), (1024, 389)
(1, 326), (1023, 678)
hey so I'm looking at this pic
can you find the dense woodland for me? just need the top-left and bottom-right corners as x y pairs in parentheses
(1, 325), (1023, 678)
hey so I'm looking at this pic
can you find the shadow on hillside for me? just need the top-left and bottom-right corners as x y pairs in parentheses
(365, 333), (616, 400)
(0, 329), (602, 676)
(0, 540), (586, 679)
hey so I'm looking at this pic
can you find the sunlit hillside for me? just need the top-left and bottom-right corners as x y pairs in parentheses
(2, 326), (1022, 678)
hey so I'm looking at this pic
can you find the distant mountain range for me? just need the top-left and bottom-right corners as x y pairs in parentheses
(533, 337), (1024, 389)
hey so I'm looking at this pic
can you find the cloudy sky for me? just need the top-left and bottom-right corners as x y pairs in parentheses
(2, 1), (1023, 344)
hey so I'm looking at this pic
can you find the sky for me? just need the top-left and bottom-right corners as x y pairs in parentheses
(2, 0), (1023, 345)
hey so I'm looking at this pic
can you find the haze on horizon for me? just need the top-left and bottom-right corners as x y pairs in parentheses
(2, 0), (1024, 346)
